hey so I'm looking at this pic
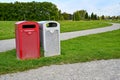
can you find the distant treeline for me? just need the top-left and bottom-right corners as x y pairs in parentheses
(0, 2), (60, 21)
(0, 2), (120, 21)
(63, 10), (120, 21)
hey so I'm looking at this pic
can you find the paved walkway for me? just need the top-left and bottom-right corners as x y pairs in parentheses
(0, 39), (15, 52)
(61, 23), (120, 40)
(0, 23), (120, 52)
(0, 59), (120, 80)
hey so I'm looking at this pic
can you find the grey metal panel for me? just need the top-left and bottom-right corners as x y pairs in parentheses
(45, 30), (60, 56)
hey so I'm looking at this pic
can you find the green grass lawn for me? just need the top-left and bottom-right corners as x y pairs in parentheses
(0, 29), (120, 75)
(0, 21), (16, 40)
(60, 20), (112, 33)
(0, 21), (112, 40)
(108, 20), (120, 23)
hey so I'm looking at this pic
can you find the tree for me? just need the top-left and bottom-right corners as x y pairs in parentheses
(91, 12), (94, 20)
(73, 11), (80, 21)
(0, 2), (60, 21)
(94, 14), (97, 20)
(85, 12), (88, 20)
(60, 15), (64, 20)
(62, 12), (72, 20)
(117, 16), (120, 20)
(101, 15), (105, 20)
(79, 10), (87, 20)
(97, 16), (100, 20)
(90, 13), (98, 20)
(73, 10), (88, 21)
(105, 16), (111, 20)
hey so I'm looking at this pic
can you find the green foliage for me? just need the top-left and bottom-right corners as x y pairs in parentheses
(58, 10), (64, 20)
(90, 12), (98, 20)
(73, 10), (87, 21)
(62, 12), (72, 20)
(0, 2), (120, 21)
(73, 11), (80, 21)
(79, 10), (87, 20)
(0, 29), (120, 75)
(94, 14), (98, 20)
(0, 2), (59, 21)
(85, 12), (89, 20)
(101, 15), (105, 20)
(73, 10), (90, 21)
(60, 15), (64, 21)
(91, 12), (94, 20)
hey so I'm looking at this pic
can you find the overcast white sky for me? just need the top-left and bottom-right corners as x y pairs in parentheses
(0, 0), (120, 16)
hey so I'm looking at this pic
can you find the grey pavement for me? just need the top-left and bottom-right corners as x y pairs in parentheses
(0, 39), (15, 52)
(60, 23), (120, 40)
(0, 59), (120, 80)
(0, 23), (120, 52)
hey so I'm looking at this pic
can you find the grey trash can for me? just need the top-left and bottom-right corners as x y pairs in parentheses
(38, 21), (60, 57)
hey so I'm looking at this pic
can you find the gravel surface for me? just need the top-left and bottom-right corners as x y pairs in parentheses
(0, 23), (120, 52)
(0, 59), (120, 80)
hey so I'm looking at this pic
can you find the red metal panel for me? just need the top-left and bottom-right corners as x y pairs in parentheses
(15, 21), (40, 60)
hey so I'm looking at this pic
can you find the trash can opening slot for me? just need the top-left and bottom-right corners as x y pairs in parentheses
(23, 25), (36, 28)
(46, 23), (57, 27)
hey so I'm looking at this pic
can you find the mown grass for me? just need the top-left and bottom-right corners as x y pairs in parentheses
(0, 21), (112, 40)
(107, 20), (120, 23)
(0, 21), (16, 40)
(0, 29), (120, 75)
(60, 20), (112, 33)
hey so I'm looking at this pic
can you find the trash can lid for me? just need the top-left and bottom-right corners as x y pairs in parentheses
(15, 21), (26, 25)
(16, 21), (38, 25)
(38, 21), (59, 24)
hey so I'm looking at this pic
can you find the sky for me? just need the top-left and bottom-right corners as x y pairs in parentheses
(0, 0), (120, 16)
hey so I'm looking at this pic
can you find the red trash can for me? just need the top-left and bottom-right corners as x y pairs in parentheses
(15, 21), (40, 60)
